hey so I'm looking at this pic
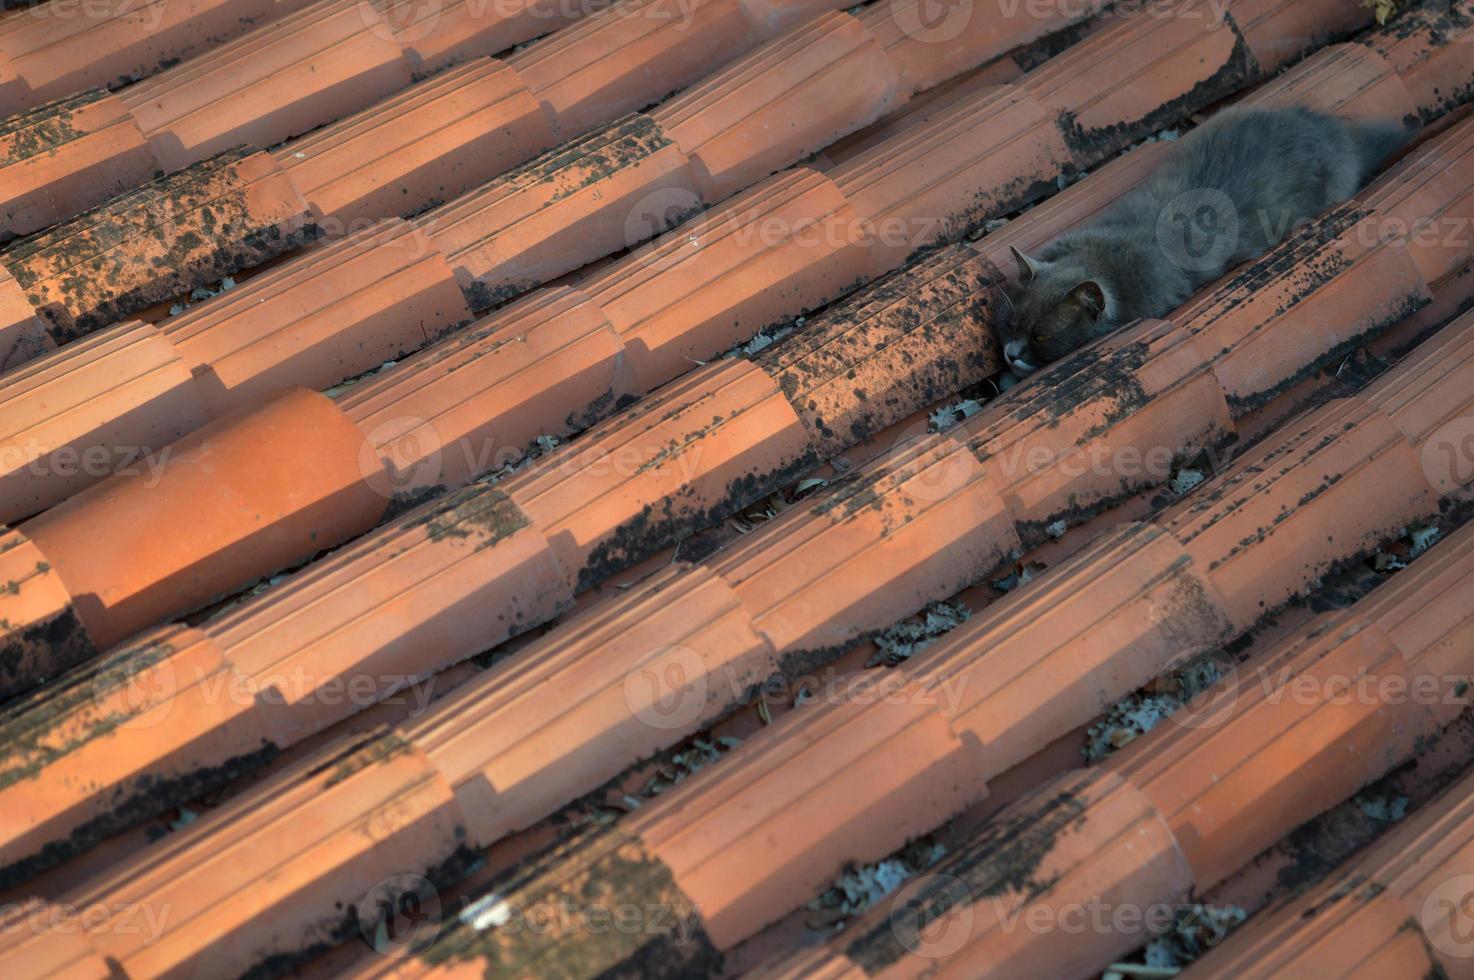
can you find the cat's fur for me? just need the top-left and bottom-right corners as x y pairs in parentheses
(998, 105), (1411, 375)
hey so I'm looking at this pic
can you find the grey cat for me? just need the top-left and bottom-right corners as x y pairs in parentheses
(998, 104), (1411, 376)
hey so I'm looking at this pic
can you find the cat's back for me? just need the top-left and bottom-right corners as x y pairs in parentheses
(1130, 105), (1363, 211)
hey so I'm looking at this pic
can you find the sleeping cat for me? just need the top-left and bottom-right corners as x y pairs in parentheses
(998, 105), (1411, 376)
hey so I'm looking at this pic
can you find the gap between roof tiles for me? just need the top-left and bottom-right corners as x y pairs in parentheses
(152, 68), (1474, 907)
(11, 1), (1474, 972)
(721, 498), (1474, 977)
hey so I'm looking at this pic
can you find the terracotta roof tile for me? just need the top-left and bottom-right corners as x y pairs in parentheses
(0, 899), (112, 979)
(7, 5), (1474, 975)
(856, 0), (1055, 99)
(1232, 0), (1371, 71)
(593, 169), (879, 382)
(1360, 0), (1474, 123)
(272, 57), (553, 226)
(406, 560), (772, 842)
(499, 360), (815, 589)
(0, 0), (838, 241)
(0, 319), (210, 520)
(382, 0), (594, 70)
(1018, 0), (1253, 156)
(648, 10), (900, 200)
(341, 287), (630, 494)
(0, 524), (89, 699)
(753, 245), (1001, 456)
(0, 90), (159, 237)
(504, 0), (765, 139)
(417, 113), (702, 307)
(1164, 397), (1435, 628)
(15, 387), (387, 649)
(161, 220), (472, 412)
(326, 129), (1474, 977)
(0, 148), (314, 344)
(750, 334), (1474, 980)
(0, 221), (1006, 900)
(0, 9), (1450, 907)
(0, 0), (1079, 397)
(67, 731), (463, 979)
(0, 265), (47, 367)
(117, 0), (414, 172)
(0, 0), (318, 115)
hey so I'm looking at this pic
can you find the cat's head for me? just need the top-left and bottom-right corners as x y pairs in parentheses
(999, 245), (1107, 375)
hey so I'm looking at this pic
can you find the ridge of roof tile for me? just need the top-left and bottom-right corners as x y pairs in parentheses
(116, 0), (414, 172)
(9, 388), (389, 654)
(0, 89), (160, 243)
(0, 0), (1095, 436)
(272, 57), (554, 226)
(2, 7), (1474, 966)
(0, 5), (1450, 884)
(0, 245), (1006, 907)
(0, 0), (836, 241)
(325, 119), (1474, 975)
(0, 148), (315, 344)
(0, 0), (1402, 532)
(0, 0), (318, 117)
(594, 306), (1474, 980)
(1184, 573), (1474, 977)
(11, 70), (1474, 980)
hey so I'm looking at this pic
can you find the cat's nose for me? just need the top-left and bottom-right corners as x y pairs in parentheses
(1002, 340), (1036, 376)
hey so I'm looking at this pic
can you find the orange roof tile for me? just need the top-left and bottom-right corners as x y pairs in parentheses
(7, 3), (1474, 978)
(0, 0), (318, 115)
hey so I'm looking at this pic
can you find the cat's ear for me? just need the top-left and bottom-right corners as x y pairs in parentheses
(1066, 280), (1106, 321)
(1009, 246), (1041, 284)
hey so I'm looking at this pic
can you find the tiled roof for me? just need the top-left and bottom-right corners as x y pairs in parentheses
(1, 0), (1473, 977)
(0, 0), (1360, 647)
(0, 0), (320, 114)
